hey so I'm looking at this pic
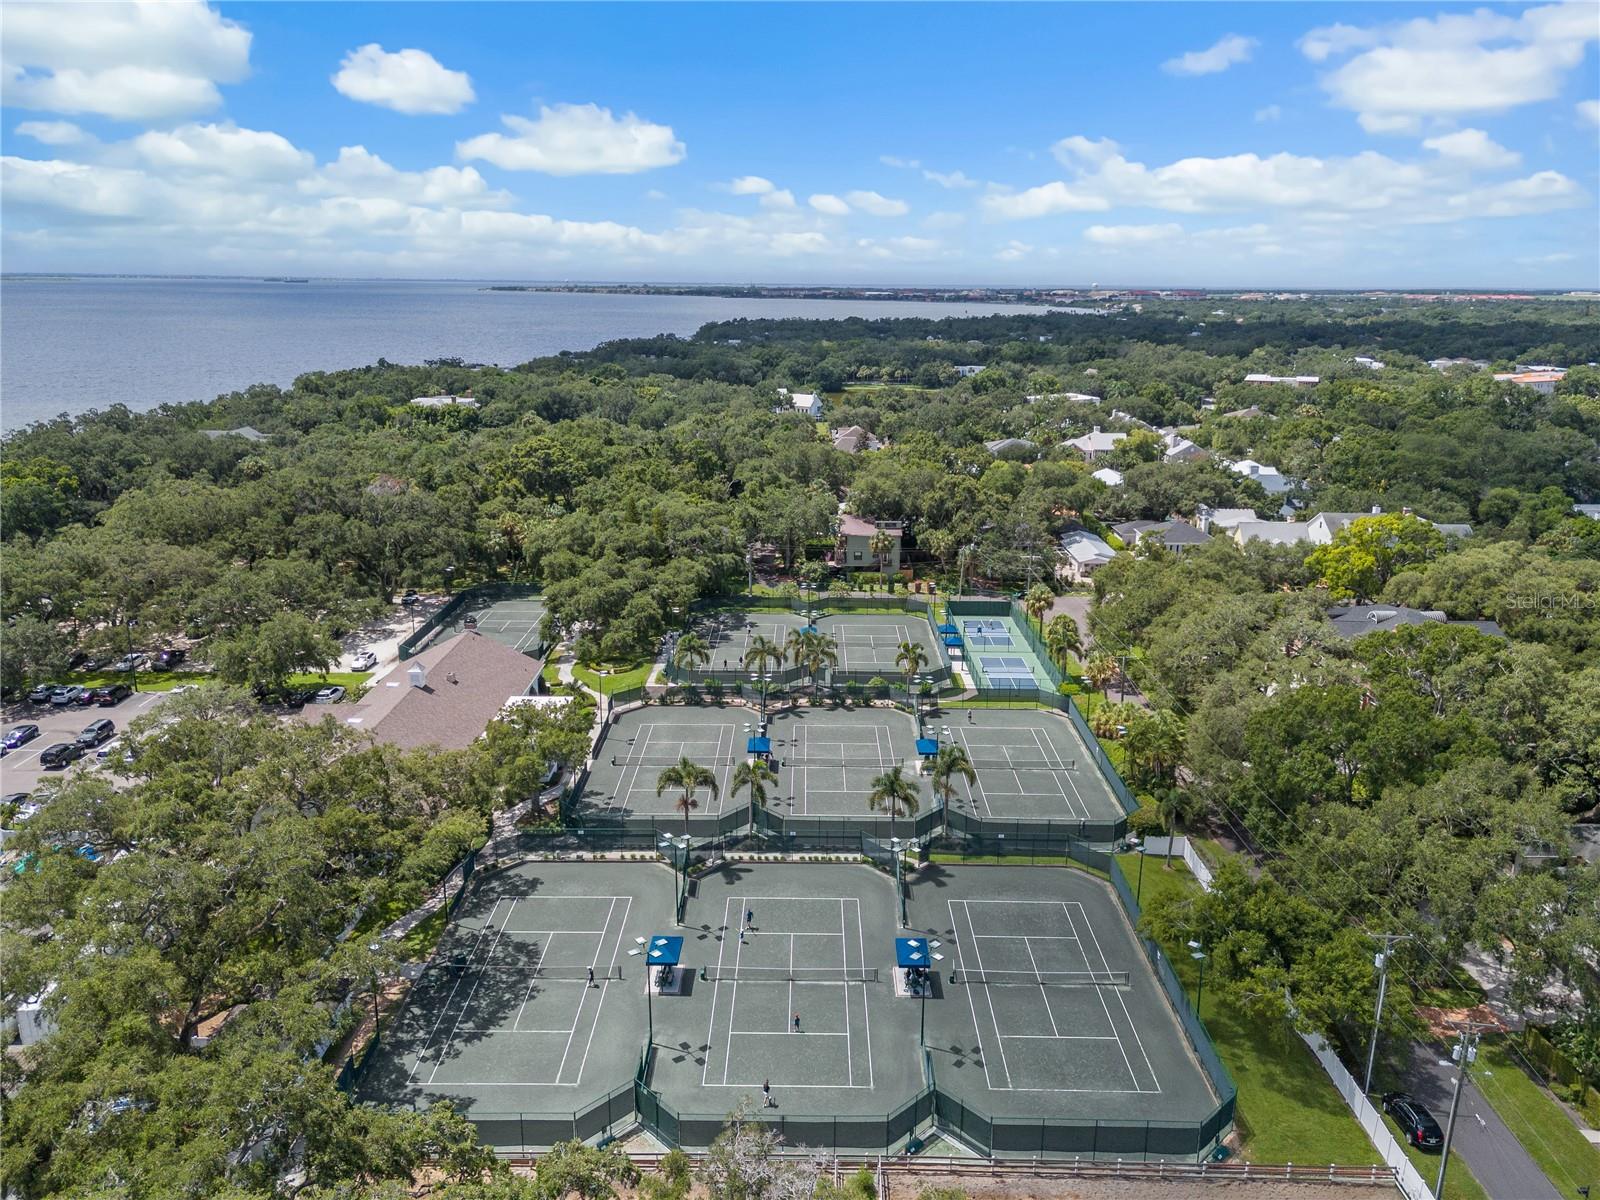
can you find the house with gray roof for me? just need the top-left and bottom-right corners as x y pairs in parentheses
(1056, 529), (1117, 583)
(303, 631), (542, 751)
(1325, 604), (1504, 640)
(200, 426), (268, 442)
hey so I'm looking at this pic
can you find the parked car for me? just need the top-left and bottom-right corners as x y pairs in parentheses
(95, 739), (125, 762)
(1381, 1093), (1443, 1150)
(2, 792), (38, 823)
(39, 742), (86, 769)
(312, 685), (346, 704)
(351, 650), (378, 671)
(2, 724), (41, 752)
(76, 719), (116, 748)
(399, 591), (420, 607)
(49, 686), (86, 707)
(27, 684), (56, 705)
(152, 647), (186, 670)
(66, 650), (89, 669)
(89, 683), (133, 707)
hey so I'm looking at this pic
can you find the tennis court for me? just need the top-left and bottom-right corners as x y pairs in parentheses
(910, 865), (1220, 1128)
(687, 609), (809, 672)
(683, 607), (947, 686)
(648, 863), (921, 1121)
(360, 861), (666, 1116)
(761, 708), (928, 818)
(959, 614), (1053, 689)
(436, 592), (547, 655)
(578, 707), (751, 821)
(926, 708), (1121, 824)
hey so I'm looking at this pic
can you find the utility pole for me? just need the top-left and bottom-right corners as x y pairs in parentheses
(1436, 1024), (1486, 1200)
(1362, 933), (1411, 1094)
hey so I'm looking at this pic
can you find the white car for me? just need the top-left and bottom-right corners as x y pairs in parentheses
(350, 651), (378, 671)
(312, 686), (346, 704)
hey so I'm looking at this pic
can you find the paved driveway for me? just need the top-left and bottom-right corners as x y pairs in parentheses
(1400, 1040), (1559, 1200)
(1, 688), (171, 800)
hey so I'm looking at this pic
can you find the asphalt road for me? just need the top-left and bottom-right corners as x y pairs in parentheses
(1401, 1041), (1560, 1200)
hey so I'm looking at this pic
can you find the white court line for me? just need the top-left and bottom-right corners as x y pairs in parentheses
(728, 1030), (849, 1038)
(1058, 902), (1139, 1092)
(1004, 1034), (1126, 1040)
(1029, 727), (1089, 818)
(949, 899), (1004, 1090)
(973, 932), (1082, 942)
(428, 902), (511, 1084)
(565, 895), (629, 1086)
(511, 929), (551, 1031)
(1024, 938), (1061, 1038)
(408, 898), (505, 1084)
(853, 896), (873, 1088)
(701, 896), (735, 1088)
(840, 900), (851, 1086)
(555, 898), (614, 1079)
(723, 896), (748, 1085)
(1071, 900), (1161, 1093)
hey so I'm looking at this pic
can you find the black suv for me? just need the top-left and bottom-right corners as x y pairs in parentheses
(39, 742), (86, 769)
(1382, 1092), (1444, 1150)
(153, 647), (186, 670)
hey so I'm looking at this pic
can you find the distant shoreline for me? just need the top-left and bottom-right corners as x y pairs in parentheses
(484, 283), (1059, 305)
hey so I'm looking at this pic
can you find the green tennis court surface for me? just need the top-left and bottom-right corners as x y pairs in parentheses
(358, 860), (1223, 1154)
(957, 613), (1055, 689)
(686, 608), (947, 682)
(435, 592), (547, 655)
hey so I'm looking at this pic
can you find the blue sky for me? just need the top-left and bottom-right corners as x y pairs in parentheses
(3, 1), (1597, 286)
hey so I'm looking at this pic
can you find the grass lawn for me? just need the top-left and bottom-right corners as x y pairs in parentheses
(287, 671), (371, 691)
(573, 662), (653, 693)
(1474, 1037), (1600, 1196)
(1117, 854), (1381, 1168)
(54, 669), (371, 694)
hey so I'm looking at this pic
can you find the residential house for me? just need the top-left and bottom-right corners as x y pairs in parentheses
(831, 425), (882, 454)
(1493, 369), (1566, 396)
(200, 425), (268, 442)
(1063, 426), (1126, 462)
(304, 631), (541, 751)
(1325, 604), (1504, 640)
(1305, 509), (1474, 545)
(984, 437), (1038, 459)
(1091, 467), (1124, 487)
(1575, 504), (1600, 520)
(777, 388), (823, 419)
(954, 365), (985, 378)
(1229, 459), (1293, 495)
(1195, 505), (1257, 534)
(1352, 356), (1385, 370)
(411, 394), (479, 409)
(1232, 521), (1311, 546)
(1056, 529), (1117, 583)
(1222, 404), (1263, 419)
(1429, 357), (1489, 371)
(1112, 520), (1212, 556)
(1024, 391), (1101, 405)
(833, 513), (903, 574)
(1242, 374), (1320, 387)
(1161, 431), (1209, 463)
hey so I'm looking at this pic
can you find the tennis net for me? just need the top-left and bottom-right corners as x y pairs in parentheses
(435, 963), (624, 981)
(700, 966), (878, 983)
(611, 755), (737, 767)
(949, 969), (1129, 988)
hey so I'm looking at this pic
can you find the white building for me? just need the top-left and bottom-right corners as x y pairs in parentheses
(777, 388), (823, 419)
(954, 365), (985, 378)
(1092, 467), (1124, 487)
(1242, 374), (1320, 387)
(1493, 370), (1566, 396)
(1229, 459), (1293, 495)
(1063, 426), (1127, 462)
(411, 394), (479, 409)
(1232, 521), (1311, 546)
(1196, 506), (1257, 534)
(1575, 504), (1600, 520)
(1353, 356), (1385, 370)
(1056, 530), (1117, 582)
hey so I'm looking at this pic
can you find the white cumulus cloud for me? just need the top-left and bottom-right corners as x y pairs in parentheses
(726, 175), (775, 195)
(1422, 128), (1520, 170)
(132, 122), (312, 180)
(1579, 100), (1600, 127)
(331, 44), (474, 115)
(808, 193), (850, 215)
(981, 181), (1109, 219)
(0, 0), (250, 120)
(923, 168), (977, 189)
(1162, 34), (1258, 77)
(1085, 222), (1183, 245)
(458, 103), (685, 175)
(15, 120), (87, 145)
(1301, 4), (1599, 131)
(1254, 105), (1282, 123)
(845, 189), (909, 216)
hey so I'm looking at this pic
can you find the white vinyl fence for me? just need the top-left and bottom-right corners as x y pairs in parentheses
(1299, 1031), (1433, 1200)
(1140, 835), (1215, 892)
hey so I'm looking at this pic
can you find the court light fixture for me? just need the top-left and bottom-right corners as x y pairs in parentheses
(635, 936), (647, 944)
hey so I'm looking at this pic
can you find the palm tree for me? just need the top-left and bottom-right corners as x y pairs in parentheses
(789, 630), (837, 699)
(656, 757), (719, 836)
(866, 763), (920, 842)
(731, 758), (778, 836)
(1044, 613), (1082, 674)
(894, 640), (928, 706)
(1088, 703), (1122, 740)
(955, 544), (977, 594)
(743, 634), (784, 675)
(930, 744), (976, 828)
(1084, 653), (1118, 697)
(674, 632), (711, 676)
(784, 627), (810, 671)
(1153, 784), (1197, 868)
(1143, 709), (1186, 784)
(1023, 583), (1055, 633)
(868, 527), (896, 575)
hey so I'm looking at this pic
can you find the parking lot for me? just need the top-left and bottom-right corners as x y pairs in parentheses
(1, 687), (172, 802)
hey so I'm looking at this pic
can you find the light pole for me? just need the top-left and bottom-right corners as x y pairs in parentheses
(890, 836), (907, 928)
(1134, 840), (1147, 904)
(748, 670), (772, 719)
(598, 667), (610, 721)
(367, 941), (383, 1041)
(125, 618), (140, 692)
(1436, 1027), (1482, 1200)
(660, 834), (689, 926)
(1363, 933), (1410, 1095)
(1188, 940), (1207, 1018)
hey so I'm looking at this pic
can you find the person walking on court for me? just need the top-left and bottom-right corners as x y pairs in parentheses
(792, 1012), (801, 1033)
(967, 709), (973, 723)
(763, 1079), (775, 1108)
(745, 908), (754, 933)
(587, 966), (596, 988)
